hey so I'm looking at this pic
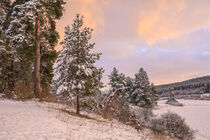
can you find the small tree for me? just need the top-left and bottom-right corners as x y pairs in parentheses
(54, 14), (104, 114)
(150, 83), (159, 105)
(108, 67), (125, 92)
(166, 88), (183, 106)
(131, 68), (152, 107)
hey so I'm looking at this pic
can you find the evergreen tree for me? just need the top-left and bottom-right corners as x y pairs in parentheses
(5, 0), (65, 97)
(131, 68), (152, 107)
(108, 67), (125, 92)
(205, 83), (210, 93)
(125, 76), (134, 101)
(54, 14), (104, 114)
(0, 0), (10, 35)
(150, 83), (159, 105)
(0, 0), (12, 92)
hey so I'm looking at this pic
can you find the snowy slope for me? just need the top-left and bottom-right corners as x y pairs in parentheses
(154, 100), (210, 140)
(0, 100), (67, 140)
(0, 99), (152, 140)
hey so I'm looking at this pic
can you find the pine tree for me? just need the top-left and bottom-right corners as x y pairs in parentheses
(131, 68), (152, 107)
(54, 14), (104, 114)
(150, 83), (158, 105)
(5, 0), (65, 97)
(125, 76), (134, 101)
(0, 0), (12, 92)
(108, 67), (125, 92)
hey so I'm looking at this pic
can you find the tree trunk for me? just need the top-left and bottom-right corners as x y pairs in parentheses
(8, 60), (14, 90)
(76, 95), (80, 114)
(34, 15), (41, 98)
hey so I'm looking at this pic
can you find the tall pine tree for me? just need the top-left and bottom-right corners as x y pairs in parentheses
(5, 0), (65, 97)
(54, 14), (104, 114)
(0, 0), (12, 92)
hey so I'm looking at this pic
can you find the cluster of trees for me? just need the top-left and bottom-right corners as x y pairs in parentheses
(108, 67), (158, 107)
(0, 0), (103, 114)
(0, 0), (65, 98)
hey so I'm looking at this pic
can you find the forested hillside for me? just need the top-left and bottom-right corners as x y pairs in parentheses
(156, 76), (210, 98)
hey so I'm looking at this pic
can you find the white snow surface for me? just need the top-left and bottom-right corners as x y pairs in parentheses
(154, 100), (210, 140)
(0, 99), (152, 140)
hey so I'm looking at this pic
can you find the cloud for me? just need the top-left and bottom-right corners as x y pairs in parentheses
(98, 29), (210, 85)
(137, 0), (210, 44)
(153, 29), (210, 52)
(95, 39), (146, 58)
(202, 51), (210, 56)
(57, 0), (109, 34)
(56, 0), (110, 51)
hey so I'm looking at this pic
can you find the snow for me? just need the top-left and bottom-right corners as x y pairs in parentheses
(154, 100), (210, 140)
(0, 99), (152, 140)
(0, 100), (67, 140)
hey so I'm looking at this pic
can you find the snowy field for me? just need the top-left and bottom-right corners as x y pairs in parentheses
(154, 100), (210, 140)
(0, 99), (152, 140)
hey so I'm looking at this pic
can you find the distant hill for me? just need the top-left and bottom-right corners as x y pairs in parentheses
(156, 76), (210, 99)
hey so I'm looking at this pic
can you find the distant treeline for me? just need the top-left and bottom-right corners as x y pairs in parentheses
(156, 76), (210, 97)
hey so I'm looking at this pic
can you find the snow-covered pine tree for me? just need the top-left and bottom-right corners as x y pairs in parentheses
(0, 0), (13, 92)
(54, 14), (104, 114)
(125, 76), (134, 102)
(108, 67), (126, 92)
(131, 68), (152, 107)
(0, 0), (10, 40)
(5, 0), (65, 97)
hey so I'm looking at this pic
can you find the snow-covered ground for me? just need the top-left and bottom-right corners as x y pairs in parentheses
(0, 99), (152, 140)
(154, 100), (210, 140)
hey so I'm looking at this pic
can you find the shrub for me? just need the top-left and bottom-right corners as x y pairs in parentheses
(133, 107), (155, 128)
(80, 93), (106, 114)
(150, 112), (194, 140)
(102, 91), (145, 130)
(10, 81), (34, 100)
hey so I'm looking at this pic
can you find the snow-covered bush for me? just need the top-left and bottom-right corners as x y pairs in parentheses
(103, 89), (130, 122)
(80, 92), (106, 114)
(127, 114), (144, 130)
(102, 89), (148, 131)
(110, 96), (131, 123)
(150, 112), (194, 140)
(130, 106), (156, 128)
(103, 99), (145, 130)
(136, 108), (154, 125)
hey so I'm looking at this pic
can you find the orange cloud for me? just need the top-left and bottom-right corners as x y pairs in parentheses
(64, 0), (109, 33)
(56, 0), (110, 50)
(138, 0), (186, 44)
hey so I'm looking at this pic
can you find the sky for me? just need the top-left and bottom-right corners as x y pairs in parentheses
(56, 0), (210, 85)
